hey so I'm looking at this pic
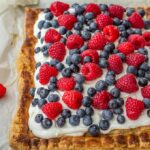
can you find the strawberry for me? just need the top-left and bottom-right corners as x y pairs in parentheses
(39, 64), (58, 85)
(42, 102), (63, 120)
(88, 32), (107, 50)
(62, 90), (83, 109)
(93, 91), (112, 109)
(85, 3), (101, 17)
(141, 85), (150, 98)
(48, 42), (66, 61)
(117, 42), (135, 55)
(103, 25), (119, 42)
(116, 74), (138, 93)
(128, 12), (144, 28)
(108, 4), (125, 19)
(96, 14), (113, 30)
(57, 77), (75, 91)
(125, 97), (144, 120)
(0, 84), (6, 98)
(128, 34), (145, 49)
(58, 14), (77, 30)
(108, 54), (123, 74)
(81, 62), (103, 81)
(143, 32), (150, 46)
(126, 53), (145, 68)
(81, 49), (99, 63)
(66, 34), (84, 49)
(44, 29), (61, 43)
(49, 1), (69, 16)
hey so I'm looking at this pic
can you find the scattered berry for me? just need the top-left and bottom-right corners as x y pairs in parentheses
(0, 84), (7, 98)
(88, 124), (100, 136)
(99, 119), (110, 130)
(41, 118), (52, 129)
(141, 85), (150, 98)
(69, 115), (80, 126)
(143, 32), (150, 46)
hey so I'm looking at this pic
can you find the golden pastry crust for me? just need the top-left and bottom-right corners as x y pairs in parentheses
(9, 7), (150, 150)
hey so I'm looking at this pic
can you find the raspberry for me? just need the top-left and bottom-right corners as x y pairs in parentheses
(39, 64), (58, 85)
(117, 42), (135, 55)
(88, 32), (107, 50)
(103, 25), (119, 42)
(42, 102), (62, 120)
(108, 4), (125, 19)
(49, 1), (69, 16)
(48, 42), (66, 61)
(108, 54), (123, 74)
(81, 62), (103, 81)
(93, 91), (112, 109)
(62, 90), (83, 109)
(116, 73), (138, 93)
(57, 77), (75, 91)
(0, 84), (6, 98)
(96, 14), (113, 30)
(125, 97), (144, 120)
(128, 12), (144, 28)
(128, 34), (145, 49)
(143, 32), (150, 46)
(58, 14), (77, 30)
(66, 34), (84, 49)
(141, 85), (150, 98)
(44, 29), (61, 43)
(126, 53), (145, 68)
(85, 3), (101, 17)
(81, 49), (99, 63)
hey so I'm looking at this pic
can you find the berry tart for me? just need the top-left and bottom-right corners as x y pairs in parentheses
(9, 1), (150, 150)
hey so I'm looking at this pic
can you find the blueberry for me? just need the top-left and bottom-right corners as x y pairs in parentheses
(66, 56), (72, 66)
(137, 8), (145, 17)
(102, 110), (113, 121)
(138, 48), (148, 55)
(138, 78), (148, 87)
(113, 17), (121, 26)
(72, 3), (79, 8)
(51, 19), (59, 28)
(35, 47), (41, 53)
(145, 71), (150, 80)
(116, 98), (124, 107)
(80, 45), (88, 52)
(74, 22), (83, 30)
(126, 8), (135, 16)
(29, 88), (36, 97)
(104, 43), (115, 53)
(37, 32), (41, 39)
(70, 64), (80, 73)
(74, 83), (83, 92)
(45, 12), (53, 20)
(66, 30), (73, 37)
(127, 29), (134, 35)
(69, 49), (80, 55)
(74, 30), (81, 35)
(74, 74), (85, 84)
(61, 68), (72, 77)
(56, 117), (66, 127)
(99, 4), (108, 11)
(48, 83), (57, 91)
(88, 124), (100, 136)
(82, 96), (93, 107)
(87, 87), (96, 97)
(77, 15), (85, 23)
(137, 69), (145, 77)
(118, 25), (126, 31)
(83, 115), (93, 126)
(134, 29), (142, 35)
(95, 80), (108, 91)
(36, 62), (41, 68)
(81, 31), (91, 40)
(74, 5), (84, 14)
(35, 114), (43, 123)
(61, 109), (71, 118)
(144, 20), (150, 29)
(99, 120), (110, 130)
(38, 20), (45, 29)
(32, 98), (38, 107)
(118, 37), (127, 43)
(100, 51), (109, 59)
(85, 12), (94, 20)
(147, 109), (150, 117)
(71, 54), (81, 65)
(110, 88), (120, 98)
(48, 94), (59, 102)
(108, 99), (118, 109)
(69, 115), (80, 126)
(106, 71), (115, 76)
(55, 63), (64, 71)
(122, 20), (131, 29)
(99, 58), (108, 68)
(89, 22), (97, 31)
(112, 49), (118, 54)
(37, 99), (47, 108)
(43, 22), (51, 29)
(36, 74), (39, 80)
(85, 107), (94, 116)
(83, 56), (92, 63)
(50, 59), (59, 66)
(50, 76), (57, 83)
(140, 63), (149, 71)
(43, 50), (49, 57)
(41, 118), (52, 129)
(76, 109), (86, 118)
(117, 53), (126, 61)
(38, 87), (49, 99)
(113, 108), (123, 115)
(120, 31), (129, 38)
(117, 115), (125, 124)
(143, 98), (150, 108)
(41, 45), (48, 52)
(59, 27), (67, 35)
(40, 38), (44, 44)
(105, 75), (116, 85)
(127, 66), (138, 75)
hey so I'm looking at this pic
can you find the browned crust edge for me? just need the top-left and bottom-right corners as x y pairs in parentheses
(9, 7), (150, 150)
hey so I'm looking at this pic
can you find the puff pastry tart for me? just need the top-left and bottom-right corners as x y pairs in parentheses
(9, 1), (150, 149)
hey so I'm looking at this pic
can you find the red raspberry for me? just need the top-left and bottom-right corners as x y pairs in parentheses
(117, 42), (135, 55)
(93, 91), (112, 109)
(108, 4), (125, 19)
(88, 32), (107, 50)
(141, 85), (150, 98)
(125, 97), (144, 120)
(58, 14), (77, 30)
(81, 49), (99, 63)
(85, 3), (101, 17)
(39, 64), (58, 85)
(103, 25), (119, 42)
(128, 34), (145, 49)
(57, 77), (75, 91)
(116, 73), (138, 93)
(143, 32), (150, 46)
(108, 54), (123, 74)
(42, 102), (62, 120)
(48, 42), (66, 61)
(128, 12), (144, 29)
(49, 1), (69, 16)
(81, 62), (103, 81)
(126, 53), (145, 68)
(62, 90), (83, 109)
(66, 34), (84, 49)
(0, 84), (6, 98)
(44, 29), (61, 43)
(96, 14), (113, 30)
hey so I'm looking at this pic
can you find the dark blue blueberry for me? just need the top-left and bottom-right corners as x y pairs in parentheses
(70, 64), (80, 73)
(110, 88), (120, 98)
(99, 58), (108, 68)
(85, 12), (94, 20)
(119, 37), (127, 43)
(113, 49), (118, 54)
(36, 74), (39, 80)
(102, 110), (113, 121)
(43, 50), (49, 57)
(44, 8), (49, 13)
(36, 62), (41, 68)
(99, 120), (110, 130)
(120, 31), (129, 38)
(69, 115), (80, 126)
(35, 47), (41, 53)
(144, 20), (150, 29)
(83, 56), (92, 64)
(122, 20), (131, 29)
(35, 114), (43, 123)
(118, 25), (126, 31)
(49, 59), (59, 67)
(145, 71), (150, 81)
(77, 15), (85, 23)
(83, 115), (93, 126)
(71, 54), (81, 65)
(29, 88), (36, 97)
(56, 63), (64, 71)
(137, 69), (145, 77)
(56, 117), (66, 127)
(85, 107), (94, 116)
(113, 17), (121, 26)
(138, 48), (148, 55)
(104, 43), (115, 53)
(88, 124), (100, 136)
(108, 99), (118, 109)
(61, 68), (72, 77)
(37, 99), (47, 108)
(66, 56), (72, 66)
(41, 118), (52, 129)
(134, 29), (142, 35)
(38, 20), (45, 29)
(89, 22), (97, 32)
(95, 80), (108, 91)
(74, 74), (85, 84)
(127, 29), (134, 35)
(75, 5), (84, 14)
(48, 94), (59, 102)
(86, 20), (93, 25)
(74, 30), (81, 35)
(99, 4), (108, 11)
(82, 96), (93, 107)
(59, 27), (67, 35)
(116, 98), (124, 107)
(69, 49), (80, 55)
(113, 108), (123, 115)
(126, 8), (135, 16)
(38, 87), (49, 99)
(43, 22), (51, 29)
(50, 76), (57, 83)
(41, 45), (48, 52)
(32, 98), (39, 107)
(74, 22), (83, 30)
(37, 32), (41, 39)
(106, 71), (115, 76)
(61, 109), (71, 118)
(137, 8), (145, 17)
(51, 19), (59, 28)
(143, 98), (150, 108)
(127, 66), (138, 75)
(81, 30), (91, 40)
(48, 83), (57, 91)
(60, 37), (66, 44)
(40, 38), (44, 44)
(100, 51), (109, 59)
(87, 87), (96, 97)
(117, 115), (125, 124)
(76, 109), (86, 118)
(71, 3), (79, 8)
(147, 109), (150, 117)
(117, 53), (126, 61)
(66, 30), (73, 37)
(105, 75), (116, 85)
(45, 12), (53, 20)
(80, 45), (88, 52)
(74, 83), (83, 92)
(138, 78), (148, 87)
(140, 63), (149, 71)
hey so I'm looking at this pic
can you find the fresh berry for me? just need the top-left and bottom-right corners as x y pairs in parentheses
(74, 74), (85, 84)
(127, 66), (138, 75)
(50, 1), (69, 16)
(62, 90), (83, 109)
(88, 32), (107, 50)
(117, 115), (125, 124)
(0, 84), (6, 98)
(57, 77), (75, 91)
(116, 73), (138, 93)
(69, 115), (80, 126)
(35, 114), (43, 123)
(83, 115), (93, 126)
(96, 14), (113, 30)
(102, 110), (113, 121)
(48, 42), (66, 61)
(108, 54), (123, 74)
(103, 25), (119, 42)
(66, 34), (84, 49)
(58, 14), (77, 30)
(143, 32), (150, 46)
(125, 97), (144, 120)
(110, 87), (120, 98)
(95, 80), (108, 91)
(42, 102), (62, 120)
(39, 64), (58, 85)
(85, 12), (94, 20)
(88, 124), (100, 136)
(82, 96), (93, 107)
(38, 87), (49, 99)
(81, 62), (103, 81)
(99, 119), (110, 130)
(41, 118), (52, 129)
(141, 85), (150, 98)
(128, 12), (144, 28)
(61, 109), (71, 118)
(117, 42), (135, 55)
(76, 109), (86, 118)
